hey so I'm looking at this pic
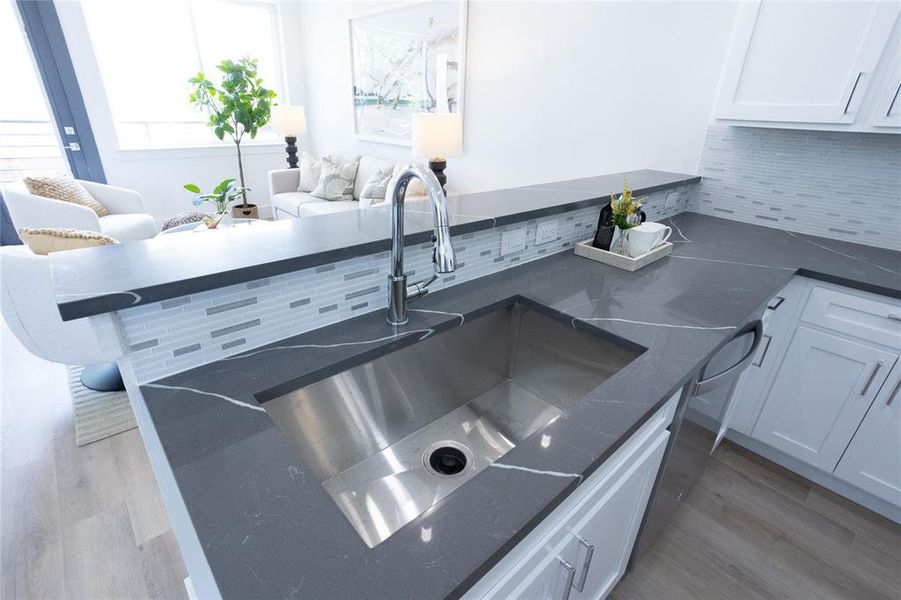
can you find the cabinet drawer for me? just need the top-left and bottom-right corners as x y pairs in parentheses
(801, 286), (901, 350)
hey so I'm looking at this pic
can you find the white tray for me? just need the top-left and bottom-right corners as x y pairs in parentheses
(574, 239), (672, 272)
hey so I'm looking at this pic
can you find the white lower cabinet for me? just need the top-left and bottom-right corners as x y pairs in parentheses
(752, 324), (896, 471)
(834, 363), (901, 509)
(568, 432), (668, 599)
(466, 394), (677, 600)
(487, 432), (668, 600)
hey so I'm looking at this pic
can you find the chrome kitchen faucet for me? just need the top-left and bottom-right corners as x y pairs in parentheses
(385, 163), (456, 326)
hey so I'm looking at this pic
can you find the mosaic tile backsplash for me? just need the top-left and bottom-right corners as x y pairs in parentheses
(119, 186), (693, 382)
(689, 125), (901, 251)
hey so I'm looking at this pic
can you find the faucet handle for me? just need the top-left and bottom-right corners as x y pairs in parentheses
(407, 274), (438, 302)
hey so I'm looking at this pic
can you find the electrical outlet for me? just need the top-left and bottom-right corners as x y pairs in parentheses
(500, 228), (526, 256)
(665, 191), (678, 209)
(535, 220), (558, 245)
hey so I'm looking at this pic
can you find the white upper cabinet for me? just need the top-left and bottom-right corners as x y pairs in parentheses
(834, 363), (901, 511)
(715, 0), (901, 131)
(869, 35), (901, 129)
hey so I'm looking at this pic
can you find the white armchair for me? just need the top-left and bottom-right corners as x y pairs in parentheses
(1, 179), (158, 242)
(0, 245), (125, 390)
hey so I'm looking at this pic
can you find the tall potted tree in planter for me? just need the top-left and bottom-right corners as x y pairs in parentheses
(189, 57), (276, 219)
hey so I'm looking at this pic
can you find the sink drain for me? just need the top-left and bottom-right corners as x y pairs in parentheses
(424, 441), (472, 477)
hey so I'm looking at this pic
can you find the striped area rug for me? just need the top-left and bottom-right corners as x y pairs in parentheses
(66, 365), (137, 446)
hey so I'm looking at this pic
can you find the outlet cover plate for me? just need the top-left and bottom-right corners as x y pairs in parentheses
(536, 220), (558, 245)
(500, 228), (527, 256)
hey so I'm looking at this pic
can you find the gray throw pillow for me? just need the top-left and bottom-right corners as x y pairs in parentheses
(359, 169), (393, 208)
(311, 156), (359, 201)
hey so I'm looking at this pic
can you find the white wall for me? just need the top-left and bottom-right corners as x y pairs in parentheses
(294, 0), (738, 192)
(54, 0), (309, 221)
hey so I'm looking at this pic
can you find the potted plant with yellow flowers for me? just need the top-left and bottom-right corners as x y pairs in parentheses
(609, 178), (647, 255)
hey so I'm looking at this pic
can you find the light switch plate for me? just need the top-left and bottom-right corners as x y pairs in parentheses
(500, 228), (526, 256)
(535, 220), (558, 245)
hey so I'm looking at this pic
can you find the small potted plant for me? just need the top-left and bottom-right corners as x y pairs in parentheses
(609, 178), (647, 255)
(184, 178), (249, 228)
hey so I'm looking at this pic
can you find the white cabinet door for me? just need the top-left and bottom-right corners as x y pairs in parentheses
(571, 431), (668, 600)
(716, 0), (900, 124)
(834, 364), (901, 509)
(869, 33), (901, 129)
(752, 325), (897, 471)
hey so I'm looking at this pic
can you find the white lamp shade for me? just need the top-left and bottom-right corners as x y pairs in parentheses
(271, 105), (307, 136)
(412, 113), (462, 159)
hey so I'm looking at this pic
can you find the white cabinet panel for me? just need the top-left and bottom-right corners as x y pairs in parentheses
(870, 25), (901, 129)
(834, 365), (901, 509)
(752, 325), (897, 471)
(801, 286), (901, 350)
(571, 431), (668, 599)
(472, 395), (678, 600)
(716, 0), (900, 125)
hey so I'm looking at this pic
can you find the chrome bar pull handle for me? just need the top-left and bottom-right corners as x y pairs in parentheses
(886, 81), (901, 117)
(887, 378), (901, 407)
(861, 361), (883, 396)
(844, 72), (863, 114)
(556, 558), (576, 600)
(752, 335), (773, 368)
(572, 534), (595, 592)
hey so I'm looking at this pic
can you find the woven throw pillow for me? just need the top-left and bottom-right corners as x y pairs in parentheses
(358, 169), (393, 208)
(23, 175), (110, 217)
(311, 156), (360, 201)
(297, 151), (321, 192)
(18, 227), (119, 255)
(162, 211), (206, 231)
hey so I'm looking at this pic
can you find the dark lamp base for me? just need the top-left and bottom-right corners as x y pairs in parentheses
(428, 158), (448, 193)
(284, 136), (298, 168)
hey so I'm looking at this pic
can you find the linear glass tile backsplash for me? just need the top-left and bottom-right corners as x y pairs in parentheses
(689, 125), (901, 250)
(119, 186), (692, 382)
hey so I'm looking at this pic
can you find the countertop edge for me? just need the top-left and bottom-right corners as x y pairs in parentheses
(54, 171), (699, 321)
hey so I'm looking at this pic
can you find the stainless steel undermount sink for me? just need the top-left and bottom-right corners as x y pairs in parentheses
(260, 302), (641, 547)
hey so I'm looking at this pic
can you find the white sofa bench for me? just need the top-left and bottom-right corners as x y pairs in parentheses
(268, 155), (426, 220)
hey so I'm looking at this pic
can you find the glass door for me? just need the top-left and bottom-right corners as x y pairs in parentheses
(1, 0), (105, 243)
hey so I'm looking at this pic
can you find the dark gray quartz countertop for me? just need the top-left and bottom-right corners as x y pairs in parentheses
(140, 213), (900, 600)
(49, 169), (698, 320)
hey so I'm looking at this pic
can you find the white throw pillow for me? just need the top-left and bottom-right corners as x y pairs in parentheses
(358, 169), (393, 208)
(297, 151), (321, 192)
(311, 156), (359, 201)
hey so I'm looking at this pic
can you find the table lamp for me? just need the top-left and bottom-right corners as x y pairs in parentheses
(412, 113), (462, 193)
(271, 105), (307, 168)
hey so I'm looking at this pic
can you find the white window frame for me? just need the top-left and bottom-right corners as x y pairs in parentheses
(84, 0), (290, 153)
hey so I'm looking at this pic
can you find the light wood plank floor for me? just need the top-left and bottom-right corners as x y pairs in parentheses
(613, 442), (901, 600)
(2, 318), (899, 599)
(1, 319), (187, 600)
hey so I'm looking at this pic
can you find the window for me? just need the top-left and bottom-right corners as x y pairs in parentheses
(0, 0), (68, 182)
(80, 0), (286, 149)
